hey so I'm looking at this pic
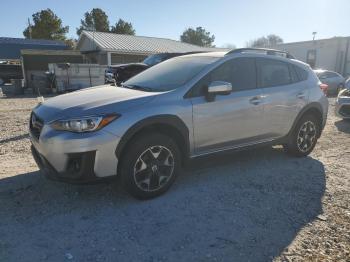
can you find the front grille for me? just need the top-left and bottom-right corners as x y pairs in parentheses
(30, 113), (44, 140)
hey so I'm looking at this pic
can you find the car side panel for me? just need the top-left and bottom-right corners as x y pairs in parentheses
(261, 81), (309, 138)
(191, 88), (265, 154)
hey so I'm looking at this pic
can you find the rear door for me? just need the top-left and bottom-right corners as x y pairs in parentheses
(256, 58), (309, 138)
(190, 57), (265, 154)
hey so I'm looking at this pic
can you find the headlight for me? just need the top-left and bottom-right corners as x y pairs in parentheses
(51, 114), (119, 133)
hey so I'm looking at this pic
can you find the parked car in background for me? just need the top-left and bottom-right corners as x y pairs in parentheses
(106, 52), (204, 85)
(345, 77), (350, 89)
(104, 69), (115, 84)
(314, 69), (345, 95)
(335, 86), (350, 119)
(30, 48), (328, 199)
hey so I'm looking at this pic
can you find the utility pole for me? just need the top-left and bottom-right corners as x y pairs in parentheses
(312, 32), (317, 41)
(27, 18), (32, 39)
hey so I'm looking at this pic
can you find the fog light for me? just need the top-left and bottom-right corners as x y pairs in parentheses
(67, 158), (82, 172)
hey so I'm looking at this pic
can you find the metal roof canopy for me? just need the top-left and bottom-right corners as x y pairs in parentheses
(0, 37), (68, 60)
(77, 31), (229, 55)
(21, 49), (84, 71)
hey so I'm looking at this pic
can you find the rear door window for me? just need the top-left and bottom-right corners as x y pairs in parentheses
(190, 57), (257, 97)
(257, 58), (291, 88)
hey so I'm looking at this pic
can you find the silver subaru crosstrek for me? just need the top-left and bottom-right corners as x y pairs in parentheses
(30, 48), (328, 199)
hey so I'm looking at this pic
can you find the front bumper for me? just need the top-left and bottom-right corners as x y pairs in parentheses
(30, 123), (120, 183)
(31, 145), (100, 183)
(336, 96), (350, 119)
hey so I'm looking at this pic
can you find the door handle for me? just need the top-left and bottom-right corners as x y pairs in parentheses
(249, 96), (261, 105)
(297, 92), (306, 99)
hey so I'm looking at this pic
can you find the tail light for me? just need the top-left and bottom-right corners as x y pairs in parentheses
(319, 83), (328, 95)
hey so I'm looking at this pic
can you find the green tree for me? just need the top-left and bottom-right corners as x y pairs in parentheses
(110, 19), (135, 35)
(23, 9), (69, 41)
(77, 8), (109, 35)
(180, 27), (215, 47)
(266, 34), (283, 47)
(246, 34), (283, 48)
(64, 38), (77, 49)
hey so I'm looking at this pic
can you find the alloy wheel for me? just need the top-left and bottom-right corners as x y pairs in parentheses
(133, 145), (175, 192)
(297, 121), (317, 153)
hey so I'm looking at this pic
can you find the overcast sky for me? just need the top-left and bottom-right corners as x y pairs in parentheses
(0, 0), (349, 47)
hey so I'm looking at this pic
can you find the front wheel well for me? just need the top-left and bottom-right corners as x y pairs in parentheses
(116, 123), (189, 170)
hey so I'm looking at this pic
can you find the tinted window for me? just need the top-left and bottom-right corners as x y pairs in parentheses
(289, 64), (299, 83)
(294, 65), (308, 81)
(124, 56), (220, 92)
(257, 58), (291, 88)
(191, 58), (256, 97)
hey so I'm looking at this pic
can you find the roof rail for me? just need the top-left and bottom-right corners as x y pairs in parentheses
(226, 48), (295, 59)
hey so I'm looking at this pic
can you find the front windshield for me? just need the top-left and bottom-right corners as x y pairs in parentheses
(124, 56), (220, 92)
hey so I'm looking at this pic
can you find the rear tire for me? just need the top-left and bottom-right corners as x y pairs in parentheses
(283, 114), (320, 157)
(120, 133), (181, 199)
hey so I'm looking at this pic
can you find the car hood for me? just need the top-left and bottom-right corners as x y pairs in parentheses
(34, 85), (157, 122)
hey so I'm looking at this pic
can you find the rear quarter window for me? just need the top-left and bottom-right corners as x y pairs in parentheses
(294, 65), (308, 81)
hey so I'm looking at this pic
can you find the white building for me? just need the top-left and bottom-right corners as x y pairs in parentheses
(277, 36), (350, 76)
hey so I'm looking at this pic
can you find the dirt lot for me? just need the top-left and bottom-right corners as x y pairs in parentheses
(0, 94), (349, 262)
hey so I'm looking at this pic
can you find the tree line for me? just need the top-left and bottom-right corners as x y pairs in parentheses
(22, 8), (283, 49)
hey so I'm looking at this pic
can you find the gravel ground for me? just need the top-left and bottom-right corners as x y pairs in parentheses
(0, 94), (349, 262)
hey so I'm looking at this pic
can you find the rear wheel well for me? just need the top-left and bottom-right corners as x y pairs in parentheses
(301, 107), (323, 136)
(117, 123), (189, 171)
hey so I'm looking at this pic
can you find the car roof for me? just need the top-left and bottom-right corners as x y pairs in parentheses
(174, 50), (310, 70)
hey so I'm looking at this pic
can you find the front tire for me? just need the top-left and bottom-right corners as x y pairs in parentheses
(120, 133), (181, 199)
(284, 114), (320, 157)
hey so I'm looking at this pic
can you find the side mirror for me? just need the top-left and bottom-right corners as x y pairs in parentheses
(206, 81), (232, 102)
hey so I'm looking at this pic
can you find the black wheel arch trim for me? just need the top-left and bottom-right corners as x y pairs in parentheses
(115, 114), (190, 160)
(288, 102), (324, 138)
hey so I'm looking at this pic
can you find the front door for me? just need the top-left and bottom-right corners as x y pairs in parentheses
(190, 57), (265, 155)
